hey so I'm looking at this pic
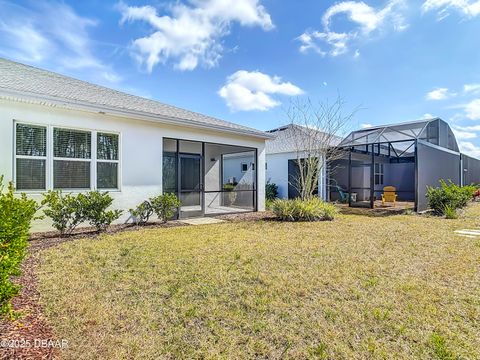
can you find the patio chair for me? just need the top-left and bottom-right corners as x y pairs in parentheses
(381, 186), (398, 206)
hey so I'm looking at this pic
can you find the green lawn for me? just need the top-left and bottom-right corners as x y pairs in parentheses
(37, 206), (480, 359)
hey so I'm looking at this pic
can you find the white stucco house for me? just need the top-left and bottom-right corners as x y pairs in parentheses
(0, 58), (270, 231)
(266, 124), (338, 200)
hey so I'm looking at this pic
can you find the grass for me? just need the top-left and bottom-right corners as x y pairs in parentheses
(36, 204), (480, 359)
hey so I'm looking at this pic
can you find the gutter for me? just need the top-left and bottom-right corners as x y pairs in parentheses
(0, 88), (274, 140)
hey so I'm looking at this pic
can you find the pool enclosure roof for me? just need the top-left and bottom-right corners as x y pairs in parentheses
(339, 118), (459, 153)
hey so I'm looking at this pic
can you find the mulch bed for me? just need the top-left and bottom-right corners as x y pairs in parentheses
(0, 221), (187, 360)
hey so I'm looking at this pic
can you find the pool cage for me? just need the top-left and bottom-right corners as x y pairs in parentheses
(328, 118), (480, 211)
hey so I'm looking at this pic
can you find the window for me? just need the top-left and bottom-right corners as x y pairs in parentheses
(374, 163), (384, 185)
(97, 133), (119, 189)
(15, 124), (47, 190)
(53, 128), (91, 189)
(14, 123), (120, 191)
(241, 163), (248, 172)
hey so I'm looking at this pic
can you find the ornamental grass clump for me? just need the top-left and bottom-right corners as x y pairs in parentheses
(271, 198), (338, 221)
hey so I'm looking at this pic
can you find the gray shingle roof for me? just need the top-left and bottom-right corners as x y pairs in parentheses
(266, 124), (341, 153)
(0, 58), (270, 139)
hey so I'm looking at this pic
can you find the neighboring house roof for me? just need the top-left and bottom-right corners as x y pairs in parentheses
(0, 58), (271, 139)
(266, 124), (341, 154)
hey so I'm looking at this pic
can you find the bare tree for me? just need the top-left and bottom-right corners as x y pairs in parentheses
(284, 96), (356, 200)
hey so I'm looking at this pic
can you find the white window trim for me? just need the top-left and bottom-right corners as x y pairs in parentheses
(13, 121), (121, 193)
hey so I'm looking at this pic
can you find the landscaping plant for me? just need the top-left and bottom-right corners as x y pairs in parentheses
(150, 193), (181, 222)
(426, 180), (475, 215)
(0, 177), (38, 317)
(271, 197), (338, 221)
(129, 201), (154, 225)
(265, 182), (279, 201)
(443, 204), (459, 219)
(43, 190), (121, 235)
(42, 190), (83, 236)
(79, 191), (123, 231)
(223, 183), (237, 206)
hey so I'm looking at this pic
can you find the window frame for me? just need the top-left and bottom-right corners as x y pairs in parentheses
(96, 132), (121, 191)
(13, 122), (48, 192)
(13, 121), (121, 193)
(374, 163), (384, 186)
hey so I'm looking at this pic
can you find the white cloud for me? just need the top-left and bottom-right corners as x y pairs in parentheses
(459, 141), (480, 157)
(422, 113), (435, 118)
(425, 87), (455, 100)
(422, 0), (480, 19)
(452, 127), (477, 139)
(118, 0), (273, 72)
(464, 98), (480, 120)
(360, 123), (373, 128)
(0, 1), (119, 83)
(454, 124), (480, 131)
(297, 0), (407, 57)
(218, 70), (303, 111)
(464, 83), (480, 94)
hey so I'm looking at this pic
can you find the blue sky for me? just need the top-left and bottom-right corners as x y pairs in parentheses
(1, 0), (480, 155)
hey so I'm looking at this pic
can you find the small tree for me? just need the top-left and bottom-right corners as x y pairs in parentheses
(284, 97), (355, 200)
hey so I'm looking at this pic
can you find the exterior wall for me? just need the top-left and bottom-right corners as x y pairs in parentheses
(417, 141), (461, 211)
(0, 99), (266, 231)
(461, 154), (480, 186)
(222, 152), (255, 186)
(266, 151), (326, 200)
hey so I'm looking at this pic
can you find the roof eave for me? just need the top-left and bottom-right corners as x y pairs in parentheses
(0, 88), (274, 140)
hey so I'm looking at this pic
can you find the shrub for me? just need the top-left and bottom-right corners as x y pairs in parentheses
(426, 180), (475, 215)
(271, 198), (338, 222)
(0, 177), (38, 317)
(443, 205), (458, 219)
(43, 190), (121, 235)
(129, 201), (154, 225)
(265, 182), (279, 201)
(79, 191), (123, 231)
(42, 190), (84, 236)
(150, 193), (181, 222)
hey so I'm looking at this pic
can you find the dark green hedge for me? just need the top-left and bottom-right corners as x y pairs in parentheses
(0, 177), (38, 317)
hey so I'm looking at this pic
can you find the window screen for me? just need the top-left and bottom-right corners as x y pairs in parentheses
(15, 124), (47, 190)
(54, 160), (91, 189)
(54, 128), (91, 158)
(97, 133), (119, 189)
(53, 128), (91, 189)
